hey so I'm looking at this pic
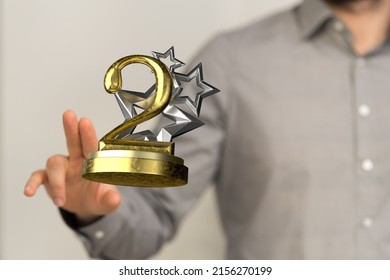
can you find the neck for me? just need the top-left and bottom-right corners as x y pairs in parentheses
(327, 0), (390, 55)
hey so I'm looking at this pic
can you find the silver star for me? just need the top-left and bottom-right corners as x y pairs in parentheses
(152, 46), (185, 72)
(124, 130), (157, 141)
(115, 84), (156, 120)
(114, 84), (156, 139)
(112, 48), (219, 142)
(172, 63), (220, 116)
(158, 105), (204, 142)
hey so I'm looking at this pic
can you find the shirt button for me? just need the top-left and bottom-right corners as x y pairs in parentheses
(356, 57), (366, 67)
(362, 217), (373, 228)
(361, 159), (374, 171)
(358, 104), (370, 117)
(94, 230), (105, 240)
(333, 21), (344, 31)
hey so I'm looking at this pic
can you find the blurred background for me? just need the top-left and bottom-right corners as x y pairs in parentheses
(0, 0), (299, 259)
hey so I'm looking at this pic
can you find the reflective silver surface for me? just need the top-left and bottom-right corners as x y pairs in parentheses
(113, 47), (219, 142)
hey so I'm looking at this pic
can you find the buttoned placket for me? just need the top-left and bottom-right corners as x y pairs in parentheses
(351, 42), (378, 257)
(331, 18), (379, 257)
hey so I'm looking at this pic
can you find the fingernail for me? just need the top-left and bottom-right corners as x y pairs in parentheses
(54, 197), (64, 207)
(24, 185), (32, 195)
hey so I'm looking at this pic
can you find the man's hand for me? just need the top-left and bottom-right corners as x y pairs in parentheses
(24, 110), (121, 224)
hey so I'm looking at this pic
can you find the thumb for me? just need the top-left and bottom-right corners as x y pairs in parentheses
(99, 187), (121, 214)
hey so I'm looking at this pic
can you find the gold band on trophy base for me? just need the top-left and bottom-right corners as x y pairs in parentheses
(82, 140), (188, 187)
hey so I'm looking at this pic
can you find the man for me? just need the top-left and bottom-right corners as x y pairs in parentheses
(25, 0), (390, 259)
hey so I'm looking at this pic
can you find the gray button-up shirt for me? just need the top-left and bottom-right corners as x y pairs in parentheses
(66, 0), (390, 259)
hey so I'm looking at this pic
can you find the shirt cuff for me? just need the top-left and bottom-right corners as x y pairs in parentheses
(59, 204), (126, 259)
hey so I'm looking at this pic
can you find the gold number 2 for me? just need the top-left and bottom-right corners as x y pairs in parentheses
(82, 55), (187, 187)
(102, 55), (173, 141)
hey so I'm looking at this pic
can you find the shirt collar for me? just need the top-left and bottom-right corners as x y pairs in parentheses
(296, 0), (334, 39)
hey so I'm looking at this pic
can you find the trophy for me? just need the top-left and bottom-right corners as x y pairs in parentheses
(82, 47), (219, 187)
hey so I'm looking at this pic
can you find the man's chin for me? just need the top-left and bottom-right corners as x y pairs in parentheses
(326, 0), (379, 5)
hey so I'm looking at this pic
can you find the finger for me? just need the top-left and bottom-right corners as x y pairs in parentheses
(79, 117), (98, 158)
(100, 188), (121, 214)
(63, 110), (83, 160)
(24, 170), (48, 197)
(46, 155), (69, 207)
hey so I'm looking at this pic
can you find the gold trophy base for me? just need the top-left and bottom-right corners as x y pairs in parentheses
(82, 141), (188, 187)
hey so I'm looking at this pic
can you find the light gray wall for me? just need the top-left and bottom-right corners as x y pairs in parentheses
(0, 0), (299, 259)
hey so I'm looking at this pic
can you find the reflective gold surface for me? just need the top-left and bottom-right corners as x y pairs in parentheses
(82, 55), (188, 187)
(98, 139), (174, 154)
(102, 55), (173, 141)
(83, 150), (187, 187)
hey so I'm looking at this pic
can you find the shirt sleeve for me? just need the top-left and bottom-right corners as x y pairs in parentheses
(60, 33), (231, 259)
